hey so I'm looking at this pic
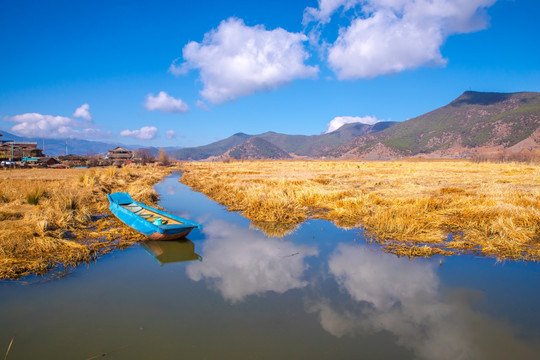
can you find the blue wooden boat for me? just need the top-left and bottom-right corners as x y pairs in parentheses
(107, 192), (201, 240)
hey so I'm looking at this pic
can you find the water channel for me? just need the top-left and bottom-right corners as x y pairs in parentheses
(1, 172), (540, 359)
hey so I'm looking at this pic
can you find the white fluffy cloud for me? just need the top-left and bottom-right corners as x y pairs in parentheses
(186, 220), (318, 302)
(72, 103), (92, 120)
(305, 0), (496, 79)
(170, 17), (318, 104)
(165, 130), (176, 139)
(325, 115), (381, 133)
(144, 91), (189, 113)
(7, 105), (108, 139)
(120, 126), (158, 140)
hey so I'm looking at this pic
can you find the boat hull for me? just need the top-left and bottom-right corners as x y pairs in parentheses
(148, 228), (193, 240)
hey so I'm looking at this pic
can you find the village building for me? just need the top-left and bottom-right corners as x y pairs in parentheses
(106, 147), (133, 160)
(0, 140), (44, 161)
(39, 157), (61, 167)
(57, 154), (93, 167)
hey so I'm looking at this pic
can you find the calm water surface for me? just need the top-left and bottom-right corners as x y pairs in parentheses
(1, 172), (540, 359)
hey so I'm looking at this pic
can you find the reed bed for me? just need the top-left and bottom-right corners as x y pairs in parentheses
(179, 160), (540, 260)
(0, 166), (172, 279)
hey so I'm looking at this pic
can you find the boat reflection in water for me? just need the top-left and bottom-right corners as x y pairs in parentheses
(140, 239), (202, 265)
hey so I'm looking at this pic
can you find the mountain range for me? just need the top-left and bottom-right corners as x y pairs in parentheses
(0, 130), (181, 157)
(2, 91), (539, 160)
(171, 121), (396, 160)
(172, 91), (540, 161)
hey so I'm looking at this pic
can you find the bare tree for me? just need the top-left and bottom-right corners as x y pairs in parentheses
(158, 148), (171, 166)
(134, 149), (156, 165)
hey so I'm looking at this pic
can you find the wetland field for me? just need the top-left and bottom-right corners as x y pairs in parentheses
(0, 166), (171, 279)
(2, 159), (540, 280)
(179, 160), (540, 260)
(1, 162), (540, 359)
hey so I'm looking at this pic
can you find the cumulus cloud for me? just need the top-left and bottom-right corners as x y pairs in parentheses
(166, 130), (176, 139)
(170, 17), (318, 104)
(72, 103), (92, 120)
(305, 0), (496, 79)
(6, 105), (108, 139)
(144, 91), (189, 113)
(325, 115), (381, 133)
(186, 220), (318, 302)
(120, 126), (158, 140)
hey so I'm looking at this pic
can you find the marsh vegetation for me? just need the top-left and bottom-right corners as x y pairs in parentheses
(0, 166), (171, 279)
(179, 160), (540, 260)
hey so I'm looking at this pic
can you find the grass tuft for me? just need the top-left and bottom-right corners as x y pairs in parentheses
(26, 187), (44, 205)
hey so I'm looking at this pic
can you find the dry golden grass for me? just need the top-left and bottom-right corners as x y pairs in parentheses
(179, 160), (540, 260)
(0, 165), (172, 279)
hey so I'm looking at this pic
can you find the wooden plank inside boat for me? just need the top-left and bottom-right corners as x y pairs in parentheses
(121, 204), (184, 225)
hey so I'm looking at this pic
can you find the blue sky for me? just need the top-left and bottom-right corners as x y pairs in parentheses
(0, 0), (539, 147)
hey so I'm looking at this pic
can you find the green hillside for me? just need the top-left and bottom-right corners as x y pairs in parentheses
(330, 91), (540, 158)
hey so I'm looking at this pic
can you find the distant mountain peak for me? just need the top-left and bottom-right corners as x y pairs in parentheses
(450, 91), (517, 106)
(220, 137), (291, 160)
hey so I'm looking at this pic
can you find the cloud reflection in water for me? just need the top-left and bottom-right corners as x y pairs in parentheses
(165, 185), (177, 195)
(186, 220), (318, 302)
(310, 243), (539, 360)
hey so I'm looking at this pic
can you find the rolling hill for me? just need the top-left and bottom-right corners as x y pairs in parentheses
(171, 132), (252, 160)
(219, 137), (292, 160)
